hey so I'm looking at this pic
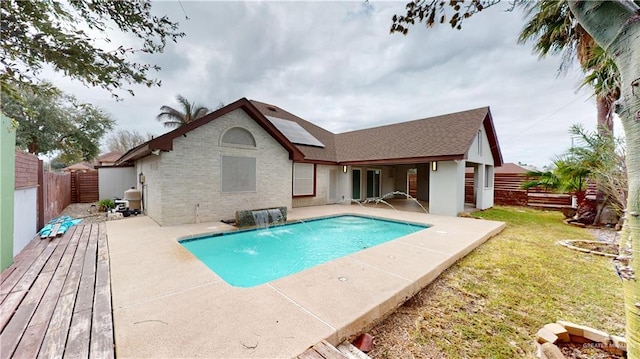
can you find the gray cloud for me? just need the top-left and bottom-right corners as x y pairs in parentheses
(41, 1), (607, 167)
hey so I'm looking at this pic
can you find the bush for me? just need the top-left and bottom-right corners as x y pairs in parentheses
(98, 199), (115, 212)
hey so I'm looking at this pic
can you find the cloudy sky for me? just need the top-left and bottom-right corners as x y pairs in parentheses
(46, 1), (619, 168)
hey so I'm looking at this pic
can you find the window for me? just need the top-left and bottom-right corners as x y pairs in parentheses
(477, 130), (482, 156)
(484, 165), (494, 188)
(221, 127), (256, 147)
(221, 156), (256, 192)
(293, 163), (315, 196)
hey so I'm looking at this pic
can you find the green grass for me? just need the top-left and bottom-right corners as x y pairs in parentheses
(369, 206), (624, 359)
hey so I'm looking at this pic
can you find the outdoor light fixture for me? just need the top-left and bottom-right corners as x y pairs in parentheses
(431, 161), (438, 171)
(342, 165), (348, 173)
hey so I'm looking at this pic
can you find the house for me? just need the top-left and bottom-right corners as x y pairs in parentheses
(96, 151), (123, 167)
(62, 162), (95, 173)
(115, 98), (503, 226)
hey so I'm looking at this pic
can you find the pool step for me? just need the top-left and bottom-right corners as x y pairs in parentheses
(297, 340), (371, 359)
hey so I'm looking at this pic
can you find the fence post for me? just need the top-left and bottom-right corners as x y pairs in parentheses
(37, 160), (45, 230)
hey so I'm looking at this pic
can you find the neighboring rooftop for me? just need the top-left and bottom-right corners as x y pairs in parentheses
(495, 162), (529, 174)
(62, 162), (95, 172)
(97, 151), (124, 165)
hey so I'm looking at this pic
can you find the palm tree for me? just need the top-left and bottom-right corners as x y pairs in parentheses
(567, 124), (627, 224)
(156, 95), (210, 129)
(518, 0), (621, 134)
(522, 155), (593, 222)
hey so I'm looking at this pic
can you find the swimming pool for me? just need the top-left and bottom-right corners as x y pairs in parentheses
(180, 215), (429, 287)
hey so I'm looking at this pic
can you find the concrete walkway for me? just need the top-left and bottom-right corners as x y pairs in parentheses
(107, 205), (505, 358)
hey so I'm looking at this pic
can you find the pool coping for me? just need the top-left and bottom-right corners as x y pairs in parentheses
(106, 205), (505, 358)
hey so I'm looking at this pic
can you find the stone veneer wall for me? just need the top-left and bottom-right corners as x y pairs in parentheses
(148, 109), (292, 226)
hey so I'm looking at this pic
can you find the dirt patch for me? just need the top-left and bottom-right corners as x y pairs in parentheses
(557, 342), (624, 359)
(569, 241), (619, 255)
(59, 203), (106, 223)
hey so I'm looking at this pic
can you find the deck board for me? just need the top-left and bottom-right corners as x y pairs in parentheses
(298, 341), (351, 359)
(90, 223), (114, 359)
(0, 238), (49, 295)
(0, 224), (114, 359)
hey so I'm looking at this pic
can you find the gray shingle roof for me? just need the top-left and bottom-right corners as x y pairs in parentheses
(251, 101), (501, 165)
(117, 98), (502, 166)
(335, 107), (492, 163)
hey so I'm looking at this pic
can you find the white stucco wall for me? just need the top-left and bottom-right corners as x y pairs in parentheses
(98, 166), (137, 200)
(475, 164), (494, 209)
(14, 187), (37, 256)
(466, 126), (496, 210)
(380, 167), (395, 195)
(466, 127), (495, 165)
(429, 160), (466, 216)
(149, 108), (292, 226)
(333, 168), (351, 205)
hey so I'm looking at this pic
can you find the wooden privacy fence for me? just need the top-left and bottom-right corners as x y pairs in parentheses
(465, 173), (572, 209)
(15, 151), (73, 229)
(41, 170), (72, 225)
(71, 171), (99, 203)
(409, 171), (570, 208)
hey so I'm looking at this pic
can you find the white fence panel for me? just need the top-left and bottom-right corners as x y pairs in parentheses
(14, 187), (37, 256)
(98, 167), (137, 200)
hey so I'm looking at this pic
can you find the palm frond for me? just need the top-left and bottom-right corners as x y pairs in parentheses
(157, 94), (210, 128)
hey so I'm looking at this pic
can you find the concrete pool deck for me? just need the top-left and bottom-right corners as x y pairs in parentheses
(107, 205), (505, 358)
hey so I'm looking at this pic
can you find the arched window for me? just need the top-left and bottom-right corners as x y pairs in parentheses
(221, 127), (256, 147)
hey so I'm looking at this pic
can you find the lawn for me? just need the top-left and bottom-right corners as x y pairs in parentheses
(368, 206), (624, 359)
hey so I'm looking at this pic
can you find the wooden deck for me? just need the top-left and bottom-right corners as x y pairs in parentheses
(0, 224), (114, 359)
(297, 340), (371, 359)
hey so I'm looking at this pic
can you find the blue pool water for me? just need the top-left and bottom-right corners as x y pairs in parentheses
(180, 215), (428, 288)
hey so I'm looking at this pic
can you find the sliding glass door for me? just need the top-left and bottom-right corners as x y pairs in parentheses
(366, 169), (380, 198)
(352, 169), (361, 200)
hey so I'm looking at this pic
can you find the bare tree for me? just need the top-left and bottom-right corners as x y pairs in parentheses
(105, 129), (153, 153)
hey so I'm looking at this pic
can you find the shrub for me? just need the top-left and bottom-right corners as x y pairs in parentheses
(98, 199), (115, 212)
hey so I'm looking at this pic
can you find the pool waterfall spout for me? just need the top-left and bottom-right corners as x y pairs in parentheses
(236, 206), (288, 228)
(251, 209), (285, 228)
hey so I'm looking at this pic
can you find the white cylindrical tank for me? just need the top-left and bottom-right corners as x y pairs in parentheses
(124, 188), (142, 210)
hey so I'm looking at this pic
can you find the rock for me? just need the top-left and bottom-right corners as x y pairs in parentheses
(352, 333), (374, 352)
(556, 321), (585, 337)
(543, 323), (570, 343)
(536, 327), (558, 344)
(582, 327), (610, 343)
(541, 343), (565, 359)
(107, 212), (123, 221)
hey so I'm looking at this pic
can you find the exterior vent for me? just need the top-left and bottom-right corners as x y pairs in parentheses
(267, 106), (277, 112)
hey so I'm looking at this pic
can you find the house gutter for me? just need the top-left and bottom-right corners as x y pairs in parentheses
(340, 154), (463, 166)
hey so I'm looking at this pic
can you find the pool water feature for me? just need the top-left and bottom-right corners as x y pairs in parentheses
(180, 215), (429, 287)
